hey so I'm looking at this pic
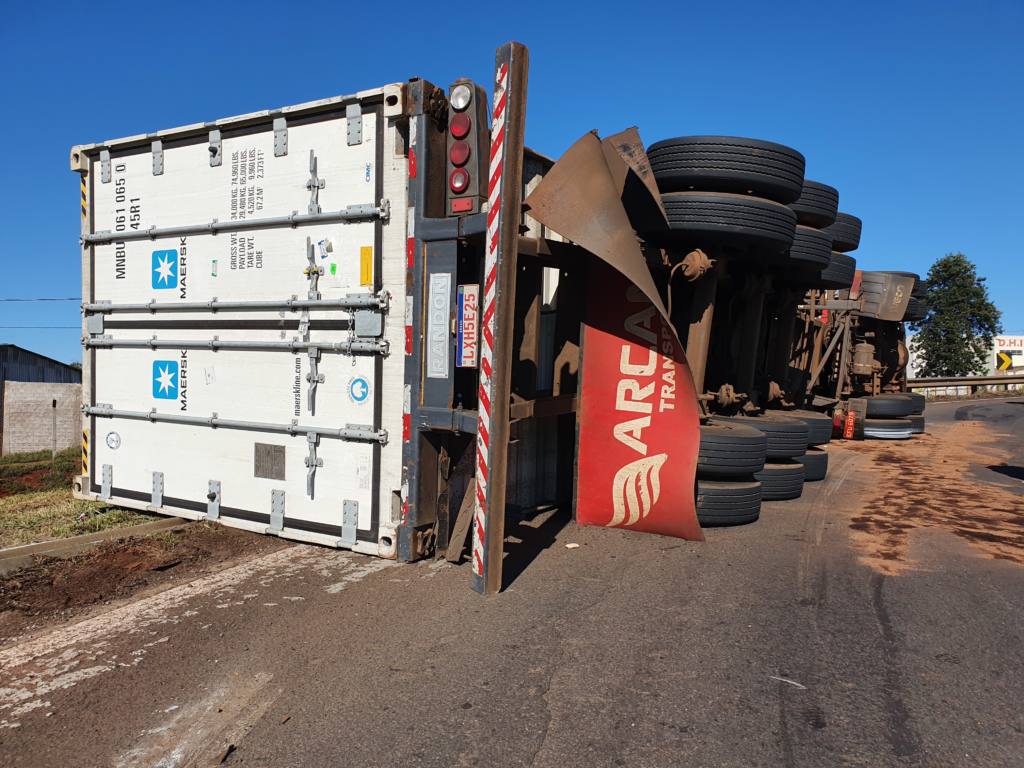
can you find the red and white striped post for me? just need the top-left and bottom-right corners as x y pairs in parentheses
(471, 42), (529, 595)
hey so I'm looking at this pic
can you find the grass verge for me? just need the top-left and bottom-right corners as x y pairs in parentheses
(0, 448), (153, 548)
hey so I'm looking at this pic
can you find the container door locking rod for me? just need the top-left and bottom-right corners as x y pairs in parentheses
(304, 432), (322, 498)
(303, 237), (326, 415)
(84, 404), (387, 444)
(82, 201), (390, 245)
(306, 150), (325, 215)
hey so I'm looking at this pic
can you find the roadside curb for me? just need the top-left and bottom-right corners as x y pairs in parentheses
(0, 517), (190, 576)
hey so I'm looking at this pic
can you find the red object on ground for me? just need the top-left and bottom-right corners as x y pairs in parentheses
(575, 265), (703, 540)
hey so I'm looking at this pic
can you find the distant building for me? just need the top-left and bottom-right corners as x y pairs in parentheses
(908, 333), (1024, 377)
(0, 345), (82, 455)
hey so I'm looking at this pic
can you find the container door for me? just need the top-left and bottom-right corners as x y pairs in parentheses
(84, 97), (407, 554)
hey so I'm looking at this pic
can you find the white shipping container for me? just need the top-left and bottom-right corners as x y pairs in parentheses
(73, 86), (409, 557)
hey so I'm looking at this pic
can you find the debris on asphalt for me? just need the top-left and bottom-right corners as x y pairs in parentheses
(768, 675), (807, 690)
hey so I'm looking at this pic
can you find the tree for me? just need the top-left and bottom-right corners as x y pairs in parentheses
(910, 253), (1001, 377)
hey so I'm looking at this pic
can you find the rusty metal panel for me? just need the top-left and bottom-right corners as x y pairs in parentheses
(524, 131), (672, 334)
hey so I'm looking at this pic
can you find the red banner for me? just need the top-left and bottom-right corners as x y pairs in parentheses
(575, 265), (703, 540)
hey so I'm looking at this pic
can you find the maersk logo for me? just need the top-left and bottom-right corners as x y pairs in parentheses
(153, 360), (179, 399)
(152, 249), (178, 289)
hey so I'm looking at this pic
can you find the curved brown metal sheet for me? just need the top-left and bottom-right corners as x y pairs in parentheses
(523, 130), (672, 329)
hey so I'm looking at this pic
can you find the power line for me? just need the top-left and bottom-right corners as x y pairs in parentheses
(0, 325), (80, 329)
(0, 297), (81, 302)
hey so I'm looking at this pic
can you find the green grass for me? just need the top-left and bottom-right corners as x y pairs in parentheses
(0, 448), (153, 547)
(0, 490), (153, 548)
(0, 449), (66, 466)
(0, 447), (81, 496)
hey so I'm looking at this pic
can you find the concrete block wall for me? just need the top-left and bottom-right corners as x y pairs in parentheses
(1, 382), (82, 456)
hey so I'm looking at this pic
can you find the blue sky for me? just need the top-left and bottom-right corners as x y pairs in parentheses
(2, 0), (1021, 362)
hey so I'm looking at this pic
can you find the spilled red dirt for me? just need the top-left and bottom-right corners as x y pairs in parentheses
(0, 522), (287, 643)
(841, 420), (1024, 575)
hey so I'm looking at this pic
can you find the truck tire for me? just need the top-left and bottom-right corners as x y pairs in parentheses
(796, 447), (829, 481)
(789, 180), (839, 228)
(863, 417), (913, 440)
(903, 297), (927, 322)
(785, 225), (832, 270)
(860, 394), (915, 418)
(819, 251), (856, 289)
(647, 135), (806, 204)
(658, 192), (798, 254)
(820, 212), (861, 252)
(715, 413), (808, 458)
(696, 479), (763, 526)
(754, 460), (805, 500)
(904, 392), (926, 414)
(907, 414), (925, 434)
(698, 420), (768, 478)
(784, 409), (833, 445)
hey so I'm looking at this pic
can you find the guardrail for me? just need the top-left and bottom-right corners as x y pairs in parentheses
(908, 374), (1024, 390)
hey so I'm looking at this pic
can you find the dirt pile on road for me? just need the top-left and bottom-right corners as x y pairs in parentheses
(845, 420), (1024, 574)
(0, 523), (287, 643)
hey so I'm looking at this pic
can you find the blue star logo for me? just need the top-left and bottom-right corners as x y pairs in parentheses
(152, 249), (178, 289)
(153, 360), (179, 399)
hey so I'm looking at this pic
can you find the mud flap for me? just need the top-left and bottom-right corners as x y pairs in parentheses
(838, 397), (868, 440)
(575, 263), (703, 539)
(526, 131), (702, 540)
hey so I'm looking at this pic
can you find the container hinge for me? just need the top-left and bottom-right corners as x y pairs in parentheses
(346, 103), (363, 146)
(304, 237), (323, 300)
(340, 500), (358, 547)
(306, 347), (324, 416)
(209, 129), (222, 167)
(152, 140), (164, 176)
(207, 480), (221, 520)
(100, 464), (112, 499)
(270, 489), (285, 533)
(100, 150), (111, 184)
(150, 471), (164, 509)
(273, 117), (288, 157)
(304, 432), (323, 499)
(306, 150), (325, 215)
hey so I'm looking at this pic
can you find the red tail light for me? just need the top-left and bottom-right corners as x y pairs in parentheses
(450, 141), (471, 167)
(450, 112), (471, 139)
(449, 168), (470, 194)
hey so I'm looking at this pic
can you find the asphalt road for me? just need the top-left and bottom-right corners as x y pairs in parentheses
(1, 399), (1022, 767)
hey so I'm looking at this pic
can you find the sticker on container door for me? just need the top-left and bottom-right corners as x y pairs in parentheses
(347, 375), (371, 404)
(357, 454), (370, 490)
(360, 246), (374, 287)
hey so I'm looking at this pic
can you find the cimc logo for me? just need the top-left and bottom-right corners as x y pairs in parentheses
(152, 249), (178, 289)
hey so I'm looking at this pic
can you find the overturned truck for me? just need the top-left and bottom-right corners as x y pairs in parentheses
(71, 43), (705, 593)
(71, 42), (927, 592)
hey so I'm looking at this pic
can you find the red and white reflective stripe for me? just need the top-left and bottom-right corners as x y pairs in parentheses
(471, 62), (509, 578)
